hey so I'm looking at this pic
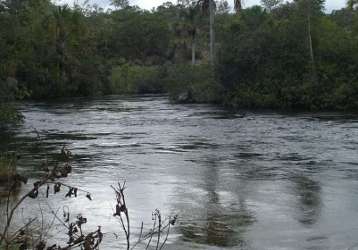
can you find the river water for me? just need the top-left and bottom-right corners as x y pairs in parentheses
(2, 95), (358, 250)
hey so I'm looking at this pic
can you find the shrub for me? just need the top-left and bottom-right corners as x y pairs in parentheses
(332, 81), (358, 111)
(0, 104), (23, 125)
(0, 77), (25, 125)
(110, 64), (166, 94)
(166, 64), (222, 103)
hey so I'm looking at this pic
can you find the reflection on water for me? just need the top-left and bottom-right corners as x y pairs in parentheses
(1, 95), (358, 249)
(291, 175), (322, 226)
(178, 159), (254, 248)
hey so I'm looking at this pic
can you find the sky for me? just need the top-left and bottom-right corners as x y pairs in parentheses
(58, 0), (347, 12)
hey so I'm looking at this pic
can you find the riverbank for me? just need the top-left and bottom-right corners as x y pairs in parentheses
(108, 63), (358, 113)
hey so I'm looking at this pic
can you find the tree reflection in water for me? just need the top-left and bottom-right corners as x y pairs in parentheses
(291, 175), (322, 226)
(176, 158), (255, 248)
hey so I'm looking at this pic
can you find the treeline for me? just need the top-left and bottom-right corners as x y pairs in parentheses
(1, 0), (358, 113)
(218, 0), (358, 111)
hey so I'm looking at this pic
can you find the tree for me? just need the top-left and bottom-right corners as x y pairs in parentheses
(110, 10), (170, 64)
(261, 0), (282, 11)
(180, 2), (201, 64)
(295, 0), (325, 84)
(198, 0), (216, 64)
(347, 0), (358, 10)
(53, 5), (69, 89)
(209, 0), (215, 64)
(110, 0), (129, 9)
(234, 0), (242, 14)
(217, 0), (230, 14)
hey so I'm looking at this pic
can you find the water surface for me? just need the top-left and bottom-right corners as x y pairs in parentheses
(2, 95), (358, 250)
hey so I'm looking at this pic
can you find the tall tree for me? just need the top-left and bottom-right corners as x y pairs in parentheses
(234, 0), (242, 13)
(110, 0), (129, 9)
(261, 0), (282, 11)
(347, 0), (358, 10)
(54, 5), (69, 87)
(209, 0), (215, 64)
(296, 0), (325, 84)
(198, 0), (216, 64)
(217, 0), (230, 13)
(186, 4), (201, 65)
(175, 1), (201, 64)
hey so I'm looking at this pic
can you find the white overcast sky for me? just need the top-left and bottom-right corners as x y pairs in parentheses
(56, 0), (347, 12)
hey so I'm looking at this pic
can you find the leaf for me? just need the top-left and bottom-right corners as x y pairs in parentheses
(86, 193), (92, 201)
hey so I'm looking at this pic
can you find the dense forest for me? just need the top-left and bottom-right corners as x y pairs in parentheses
(1, 0), (358, 123)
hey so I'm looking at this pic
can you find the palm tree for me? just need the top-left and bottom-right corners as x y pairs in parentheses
(260, 0), (282, 11)
(179, 3), (201, 65)
(198, 0), (215, 64)
(110, 0), (129, 9)
(187, 6), (200, 65)
(53, 5), (70, 85)
(347, 0), (358, 10)
(296, 0), (321, 84)
(234, 0), (242, 13)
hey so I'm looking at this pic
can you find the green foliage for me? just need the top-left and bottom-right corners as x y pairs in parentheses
(0, 0), (112, 99)
(0, 153), (17, 182)
(0, 104), (23, 125)
(111, 0), (129, 9)
(109, 9), (170, 64)
(0, 0), (358, 111)
(347, 0), (358, 10)
(110, 64), (166, 94)
(260, 0), (282, 11)
(216, 3), (358, 111)
(0, 77), (25, 125)
(166, 64), (222, 103)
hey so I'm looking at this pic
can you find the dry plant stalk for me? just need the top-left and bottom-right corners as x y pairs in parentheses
(0, 147), (95, 249)
(112, 182), (178, 250)
(1, 144), (177, 250)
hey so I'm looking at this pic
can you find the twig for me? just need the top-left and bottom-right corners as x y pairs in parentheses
(155, 210), (161, 250)
(0, 148), (90, 248)
(8, 218), (36, 242)
(130, 222), (143, 250)
(112, 182), (131, 250)
(159, 223), (170, 250)
(145, 215), (157, 250)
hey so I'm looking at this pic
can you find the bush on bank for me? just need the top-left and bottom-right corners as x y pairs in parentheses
(0, 78), (25, 126)
(110, 64), (166, 94)
(0, 153), (18, 195)
(166, 64), (222, 103)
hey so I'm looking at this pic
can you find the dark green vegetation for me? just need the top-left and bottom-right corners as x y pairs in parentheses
(218, 1), (358, 111)
(0, 153), (19, 197)
(0, 153), (16, 182)
(0, 77), (25, 125)
(0, 0), (358, 113)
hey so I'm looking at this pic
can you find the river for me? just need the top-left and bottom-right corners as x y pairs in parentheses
(1, 95), (358, 250)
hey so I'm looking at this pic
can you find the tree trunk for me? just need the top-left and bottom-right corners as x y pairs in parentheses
(307, 15), (314, 66)
(234, 0), (242, 14)
(209, 0), (215, 65)
(191, 29), (196, 65)
(192, 39), (196, 65)
(306, 6), (317, 84)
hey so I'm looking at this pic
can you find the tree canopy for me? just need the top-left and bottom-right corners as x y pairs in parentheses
(0, 0), (357, 112)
